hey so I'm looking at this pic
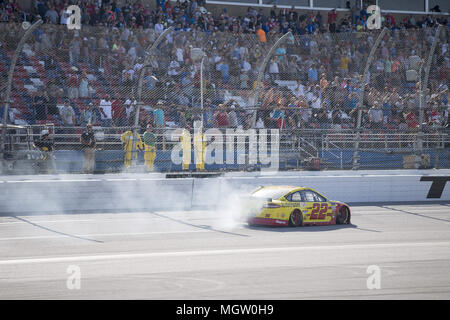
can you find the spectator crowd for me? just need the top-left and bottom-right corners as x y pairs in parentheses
(0, 0), (449, 133)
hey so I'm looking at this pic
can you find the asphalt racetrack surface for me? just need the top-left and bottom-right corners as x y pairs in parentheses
(1, 204), (450, 299)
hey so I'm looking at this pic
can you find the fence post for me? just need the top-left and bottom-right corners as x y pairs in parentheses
(352, 27), (388, 170)
(251, 31), (293, 128)
(200, 55), (205, 112)
(415, 24), (443, 169)
(1, 20), (43, 173)
(189, 47), (206, 126)
(131, 27), (174, 168)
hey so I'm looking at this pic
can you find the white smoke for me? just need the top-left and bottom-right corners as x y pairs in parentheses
(0, 173), (258, 236)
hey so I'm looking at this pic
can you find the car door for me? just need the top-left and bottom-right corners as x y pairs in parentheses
(300, 190), (333, 223)
(283, 191), (303, 219)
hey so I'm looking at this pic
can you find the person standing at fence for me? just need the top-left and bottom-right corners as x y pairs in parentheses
(193, 121), (207, 171)
(34, 129), (56, 174)
(180, 128), (191, 171)
(142, 124), (157, 172)
(80, 124), (96, 174)
(120, 130), (143, 169)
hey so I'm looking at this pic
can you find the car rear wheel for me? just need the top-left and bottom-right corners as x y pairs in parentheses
(289, 209), (303, 227)
(336, 206), (349, 224)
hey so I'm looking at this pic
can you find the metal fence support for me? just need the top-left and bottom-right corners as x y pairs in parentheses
(415, 24), (443, 169)
(1, 19), (43, 173)
(131, 27), (174, 168)
(200, 55), (205, 111)
(352, 27), (389, 170)
(251, 31), (293, 128)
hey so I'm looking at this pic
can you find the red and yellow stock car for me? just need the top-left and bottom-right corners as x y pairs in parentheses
(245, 186), (351, 227)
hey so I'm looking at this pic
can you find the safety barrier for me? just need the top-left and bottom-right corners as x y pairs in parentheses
(0, 169), (448, 214)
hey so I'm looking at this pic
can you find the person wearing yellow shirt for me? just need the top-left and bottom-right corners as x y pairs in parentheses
(180, 129), (191, 170)
(340, 53), (350, 77)
(142, 124), (157, 172)
(120, 130), (143, 169)
(356, 21), (364, 38)
(193, 123), (207, 171)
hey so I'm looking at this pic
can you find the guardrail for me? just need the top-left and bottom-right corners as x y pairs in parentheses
(6, 126), (449, 149)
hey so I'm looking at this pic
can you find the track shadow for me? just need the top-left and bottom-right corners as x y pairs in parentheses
(146, 211), (249, 237)
(243, 223), (372, 232)
(12, 216), (103, 243)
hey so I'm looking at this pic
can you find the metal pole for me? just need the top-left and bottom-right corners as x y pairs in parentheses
(1, 19), (43, 173)
(200, 56), (204, 110)
(200, 55), (205, 127)
(415, 24), (443, 169)
(415, 60), (425, 168)
(352, 27), (388, 170)
(251, 31), (293, 128)
(131, 27), (173, 168)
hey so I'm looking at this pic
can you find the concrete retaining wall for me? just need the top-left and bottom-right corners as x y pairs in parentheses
(0, 169), (448, 214)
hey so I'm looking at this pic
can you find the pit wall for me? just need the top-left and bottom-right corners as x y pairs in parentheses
(0, 169), (448, 214)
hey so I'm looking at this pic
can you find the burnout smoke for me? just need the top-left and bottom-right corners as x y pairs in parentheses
(190, 177), (257, 230)
(0, 172), (260, 236)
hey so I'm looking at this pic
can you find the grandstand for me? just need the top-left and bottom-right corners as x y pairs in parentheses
(0, 0), (448, 173)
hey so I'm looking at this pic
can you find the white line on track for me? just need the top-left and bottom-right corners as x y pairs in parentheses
(0, 230), (208, 241)
(0, 215), (208, 225)
(1, 241), (449, 265)
(351, 209), (450, 214)
(1, 178), (187, 183)
(0, 219), (94, 225)
(4, 179), (102, 183)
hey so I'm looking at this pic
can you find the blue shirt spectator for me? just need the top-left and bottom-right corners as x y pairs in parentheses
(153, 108), (164, 127)
(308, 66), (318, 83)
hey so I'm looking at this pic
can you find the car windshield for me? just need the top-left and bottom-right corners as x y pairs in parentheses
(251, 187), (291, 200)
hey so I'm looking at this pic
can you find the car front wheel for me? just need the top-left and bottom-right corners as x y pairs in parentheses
(336, 206), (350, 224)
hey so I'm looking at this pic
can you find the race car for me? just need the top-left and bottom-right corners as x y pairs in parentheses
(244, 185), (351, 227)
